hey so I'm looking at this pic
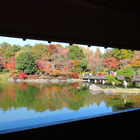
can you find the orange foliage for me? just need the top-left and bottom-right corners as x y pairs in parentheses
(5, 61), (16, 70)
(73, 83), (79, 88)
(46, 44), (58, 55)
(129, 57), (140, 69)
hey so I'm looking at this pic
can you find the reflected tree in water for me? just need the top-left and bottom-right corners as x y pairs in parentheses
(16, 86), (38, 107)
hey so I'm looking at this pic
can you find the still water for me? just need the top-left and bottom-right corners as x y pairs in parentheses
(0, 81), (140, 133)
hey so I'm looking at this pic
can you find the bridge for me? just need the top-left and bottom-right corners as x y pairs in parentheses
(83, 76), (140, 84)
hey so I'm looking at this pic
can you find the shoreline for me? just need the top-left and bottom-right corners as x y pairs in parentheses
(6, 78), (83, 83)
(101, 89), (140, 94)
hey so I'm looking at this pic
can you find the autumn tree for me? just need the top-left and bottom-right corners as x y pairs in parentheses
(56, 47), (69, 58)
(103, 48), (137, 60)
(129, 57), (140, 71)
(72, 59), (81, 72)
(46, 44), (58, 55)
(67, 45), (85, 60)
(87, 57), (104, 74)
(119, 58), (131, 69)
(96, 48), (102, 58)
(80, 47), (94, 59)
(15, 50), (25, 58)
(5, 61), (16, 71)
(36, 60), (47, 72)
(104, 58), (119, 73)
(0, 56), (7, 69)
(87, 56), (95, 73)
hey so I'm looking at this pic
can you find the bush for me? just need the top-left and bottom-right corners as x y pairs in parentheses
(72, 73), (79, 79)
(0, 69), (2, 72)
(98, 73), (103, 77)
(76, 68), (83, 73)
(3, 69), (9, 72)
(11, 69), (20, 74)
(20, 71), (26, 79)
(92, 71), (96, 76)
(11, 73), (16, 77)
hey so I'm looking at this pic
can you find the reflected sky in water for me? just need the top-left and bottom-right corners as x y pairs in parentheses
(0, 81), (140, 132)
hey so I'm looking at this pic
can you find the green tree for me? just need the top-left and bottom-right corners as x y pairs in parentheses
(25, 49), (43, 60)
(16, 86), (38, 107)
(117, 68), (134, 81)
(67, 45), (85, 60)
(106, 75), (122, 84)
(32, 43), (49, 57)
(80, 59), (88, 72)
(0, 42), (13, 57)
(16, 52), (38, 74)
(12, 44), (21, 52)
(56, 44), (63, 48)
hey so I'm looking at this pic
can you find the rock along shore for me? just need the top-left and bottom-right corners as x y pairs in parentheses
(7, 78), (83, 83)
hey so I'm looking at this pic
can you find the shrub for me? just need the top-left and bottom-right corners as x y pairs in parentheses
(11, 73), (16, 77)
(76, 68), (83, 73)
(92, 71), (96, 76)
(72, 73), (79, 79)
(3, 69), (9, 72)
(98, 73), (103, 77)
(11, 69), (20, 74)
(20, 71), (26, 79)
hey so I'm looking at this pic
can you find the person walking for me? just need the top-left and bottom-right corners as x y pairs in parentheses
(104, 73), (106, 78)
(124, 80), (127, 90)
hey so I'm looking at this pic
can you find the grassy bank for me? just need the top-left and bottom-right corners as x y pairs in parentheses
(101, 87), (140, 94)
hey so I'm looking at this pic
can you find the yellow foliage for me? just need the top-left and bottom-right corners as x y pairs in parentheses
(129, 57), (140, 69)
(11, 69), (20, 74)
(72, 59), (81, 67)
(15, 50), (25, 58)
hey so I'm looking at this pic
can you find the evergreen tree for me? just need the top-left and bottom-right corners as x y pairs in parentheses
(67, 45), (85, 60)
(16, 52), (37, 74)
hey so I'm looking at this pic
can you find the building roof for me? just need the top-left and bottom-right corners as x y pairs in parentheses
(0, 0), (140, 50)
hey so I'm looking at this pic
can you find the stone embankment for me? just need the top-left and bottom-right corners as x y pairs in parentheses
(7, 78), (82, 83)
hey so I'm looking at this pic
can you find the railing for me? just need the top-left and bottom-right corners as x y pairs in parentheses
(83, 75), (140, 81)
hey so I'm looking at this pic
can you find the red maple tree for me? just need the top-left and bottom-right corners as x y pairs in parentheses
(104, 58), (119, 73)
(36, 60), (46, 71)
(0, 56), (7, 69)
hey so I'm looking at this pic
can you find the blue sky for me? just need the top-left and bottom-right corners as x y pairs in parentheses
(0, 36), (110, 54)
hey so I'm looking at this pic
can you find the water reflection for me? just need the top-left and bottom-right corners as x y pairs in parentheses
(0, 81), (140, 114)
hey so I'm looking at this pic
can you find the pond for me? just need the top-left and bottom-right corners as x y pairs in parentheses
(0, 81), (140, 133)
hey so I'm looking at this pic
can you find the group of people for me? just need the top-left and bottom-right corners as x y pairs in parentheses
(83, 71), (117, 78)
(39, 72), (51, 76)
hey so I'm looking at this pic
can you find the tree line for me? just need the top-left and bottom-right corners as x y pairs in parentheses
(0, 42), (140, 76)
